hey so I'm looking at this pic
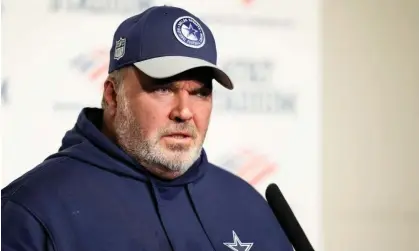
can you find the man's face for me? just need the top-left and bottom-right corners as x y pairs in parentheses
(111, 67), (213, 176)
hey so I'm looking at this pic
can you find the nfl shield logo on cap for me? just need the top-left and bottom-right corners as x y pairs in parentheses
(114, 38), (126, 60)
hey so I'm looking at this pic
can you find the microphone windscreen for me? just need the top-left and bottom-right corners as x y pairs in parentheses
(265, 183), (315, 251)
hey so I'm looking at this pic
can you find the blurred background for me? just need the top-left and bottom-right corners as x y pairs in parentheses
(1, 0), (418, 250)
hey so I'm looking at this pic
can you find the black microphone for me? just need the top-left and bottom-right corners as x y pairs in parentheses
(265, 183), (315, 251)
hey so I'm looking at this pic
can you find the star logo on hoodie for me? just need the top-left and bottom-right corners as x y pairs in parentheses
(223, 230), (253, 251)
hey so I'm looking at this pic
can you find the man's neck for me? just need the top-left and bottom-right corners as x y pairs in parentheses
(140, 163), (184, 180)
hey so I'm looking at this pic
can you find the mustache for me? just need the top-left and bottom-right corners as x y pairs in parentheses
(158, 123), (198, 138)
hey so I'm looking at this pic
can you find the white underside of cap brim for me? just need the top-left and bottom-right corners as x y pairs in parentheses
(133, 56), (233, 90)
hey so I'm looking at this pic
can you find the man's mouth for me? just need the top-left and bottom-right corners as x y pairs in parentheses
(163, 132), (193, 139)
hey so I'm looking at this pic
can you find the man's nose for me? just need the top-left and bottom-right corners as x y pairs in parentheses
(169, 91), (193, 122)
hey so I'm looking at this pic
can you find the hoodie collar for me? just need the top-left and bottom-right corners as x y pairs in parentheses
(58, 107), (208, 186)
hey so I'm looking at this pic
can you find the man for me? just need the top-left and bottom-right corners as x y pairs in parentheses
(2, 5), (292, 251)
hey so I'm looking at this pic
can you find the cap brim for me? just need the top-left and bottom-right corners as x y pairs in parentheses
(133, 56), (233, 90)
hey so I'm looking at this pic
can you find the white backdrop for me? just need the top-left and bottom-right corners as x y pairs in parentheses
(1, 0), (322, 249)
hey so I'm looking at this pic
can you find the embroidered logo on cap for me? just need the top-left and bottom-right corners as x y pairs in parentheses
(173, 16), (205, 49)
(114, 37), (126, 60)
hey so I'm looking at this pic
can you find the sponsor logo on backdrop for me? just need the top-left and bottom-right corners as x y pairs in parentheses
(52, 50), (109, 111)
(49, 0), (153, 13)
(1, 78), (10, 106)
(48, 0), (292, 28)
(218, 149), (278, 186)
(70, 49), (109, 85)
(214, 59), (298, 114)
(241, 0), (255, 6)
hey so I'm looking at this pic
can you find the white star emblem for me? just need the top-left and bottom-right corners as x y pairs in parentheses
(223, 230), (254, 251)
(186, 23), (197, 36)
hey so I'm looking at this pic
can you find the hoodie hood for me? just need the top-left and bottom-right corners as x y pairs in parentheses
(47, 107), (208, 186)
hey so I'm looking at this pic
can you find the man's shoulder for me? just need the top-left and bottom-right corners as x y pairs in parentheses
(205, 162), (262, 196)
(207, 162), (247, 182)
(1, 155), (89, 208)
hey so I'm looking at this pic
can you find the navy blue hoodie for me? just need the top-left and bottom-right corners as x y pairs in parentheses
(2, 108), (292, 251)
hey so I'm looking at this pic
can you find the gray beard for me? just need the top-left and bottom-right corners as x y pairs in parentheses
(113, 93), (203, 175)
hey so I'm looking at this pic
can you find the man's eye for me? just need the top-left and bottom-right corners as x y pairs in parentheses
(154, 88), (172, 94)
(196, 93), (207, 98)
(194, 89), (212, 98)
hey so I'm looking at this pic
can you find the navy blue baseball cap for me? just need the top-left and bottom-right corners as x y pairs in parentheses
(108, 5), (234, 90)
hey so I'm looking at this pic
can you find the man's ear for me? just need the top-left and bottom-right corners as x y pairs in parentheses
(103, 79), (118, 116)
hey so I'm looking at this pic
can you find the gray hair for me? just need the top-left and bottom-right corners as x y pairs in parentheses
(101, 69), (125, 109)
